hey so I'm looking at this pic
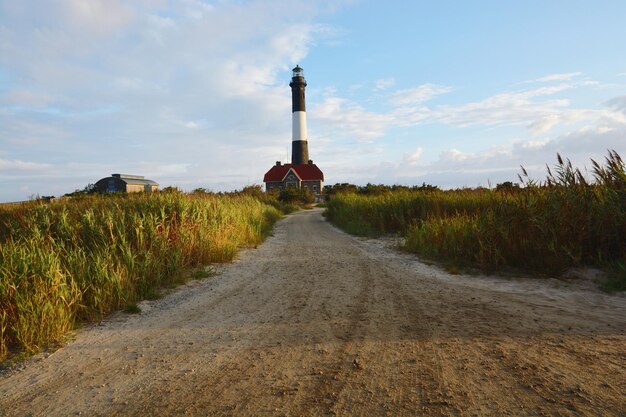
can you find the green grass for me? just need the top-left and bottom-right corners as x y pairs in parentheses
(123, 303), (141, 314)
(191, 267), (215, 280)
(0, 191), (282, 361)
(326, 151), (626, 287)
(600, 262), (626, 293)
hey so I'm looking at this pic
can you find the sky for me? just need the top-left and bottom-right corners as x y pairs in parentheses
(1, 0), (626, 202)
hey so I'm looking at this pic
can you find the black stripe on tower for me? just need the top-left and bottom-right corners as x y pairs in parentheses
(292, 141), (309, 165)
(290, 77), (306, 112)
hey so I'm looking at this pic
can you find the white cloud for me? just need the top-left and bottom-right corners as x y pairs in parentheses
(389, 84), (453, 105)
(5, 90), (58, 107)
(307, 83), (453, 142)
(429, 84), (601, 133)
(311, 97), (396, 142)
(605, 95), (626, 112)
(307, 74), (620, 155)
(521, 139), (550, 149)
(374, 78), (395, 92)
(525, 109), (607, 135)
(183, 0), (215, 20)
(351, 79), (613, 137)
(137, 162), (191, 176)
(439, 148), (472, 163)
(60, 0), (137, 35)
(402, 147), (423, 166)
(524, 72), (583, 83)
(333, 125), (626, 189)
(0, 158), (52, 172)
(182, 121), (199, 129)
(321, 89), (626, 188)
(527, 115), (562, 135)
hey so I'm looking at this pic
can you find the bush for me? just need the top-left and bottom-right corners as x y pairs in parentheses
(278, 187), (315, 206)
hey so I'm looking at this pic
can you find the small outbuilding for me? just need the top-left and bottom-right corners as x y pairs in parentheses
(95, 174), (159, 194)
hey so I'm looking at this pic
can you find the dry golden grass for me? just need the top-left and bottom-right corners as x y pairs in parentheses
(0, 191), (282, 361)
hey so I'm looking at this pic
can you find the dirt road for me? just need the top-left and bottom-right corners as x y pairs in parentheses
(1, 208), (625, 416)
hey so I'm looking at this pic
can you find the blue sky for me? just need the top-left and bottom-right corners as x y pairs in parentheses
(1, 0), (626, 202)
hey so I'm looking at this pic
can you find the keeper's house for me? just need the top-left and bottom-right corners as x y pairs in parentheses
(263, 161), (324, 195)
(95, 174), (159, 194)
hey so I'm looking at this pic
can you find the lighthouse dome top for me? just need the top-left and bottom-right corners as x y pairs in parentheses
(292, 65), (304, 78)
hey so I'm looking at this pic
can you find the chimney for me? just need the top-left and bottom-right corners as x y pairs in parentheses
(276, 161), (281, 166)
(308, 160), (313, 165)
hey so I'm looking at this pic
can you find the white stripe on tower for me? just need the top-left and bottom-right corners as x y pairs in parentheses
(292, 111), (307, 142)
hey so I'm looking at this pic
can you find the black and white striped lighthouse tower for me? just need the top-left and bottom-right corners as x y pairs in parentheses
(290, 65), (309, 165)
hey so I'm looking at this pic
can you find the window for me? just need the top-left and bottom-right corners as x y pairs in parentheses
(107, 179), (116, 193)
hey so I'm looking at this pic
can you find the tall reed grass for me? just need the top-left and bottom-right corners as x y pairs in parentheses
(326, 151), (626, 286)
(0, 192), (282, 361)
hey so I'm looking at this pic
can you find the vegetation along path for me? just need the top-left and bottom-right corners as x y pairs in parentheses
(1, 208), (625, 416)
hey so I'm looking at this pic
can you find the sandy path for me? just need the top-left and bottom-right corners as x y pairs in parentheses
(1, 208), (625, 416)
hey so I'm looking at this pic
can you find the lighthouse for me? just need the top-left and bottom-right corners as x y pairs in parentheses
(290, 65), (309, 165)
(263, 65), (324, 200)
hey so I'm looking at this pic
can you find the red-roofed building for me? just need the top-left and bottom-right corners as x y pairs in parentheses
(263, 161), (324, 197)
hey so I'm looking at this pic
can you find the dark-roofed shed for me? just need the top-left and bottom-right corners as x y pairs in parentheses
(95, 174), (159, 194)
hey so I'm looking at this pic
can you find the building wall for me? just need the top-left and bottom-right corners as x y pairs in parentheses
(265, 182), (283, 191)
(126, 184), (144, 193)
(301, 180), (322, 194)
(265, 179), (322, 196)
(124, 183), (158, 193)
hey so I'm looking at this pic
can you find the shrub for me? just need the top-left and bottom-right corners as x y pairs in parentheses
(278, 187), (315, 206)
